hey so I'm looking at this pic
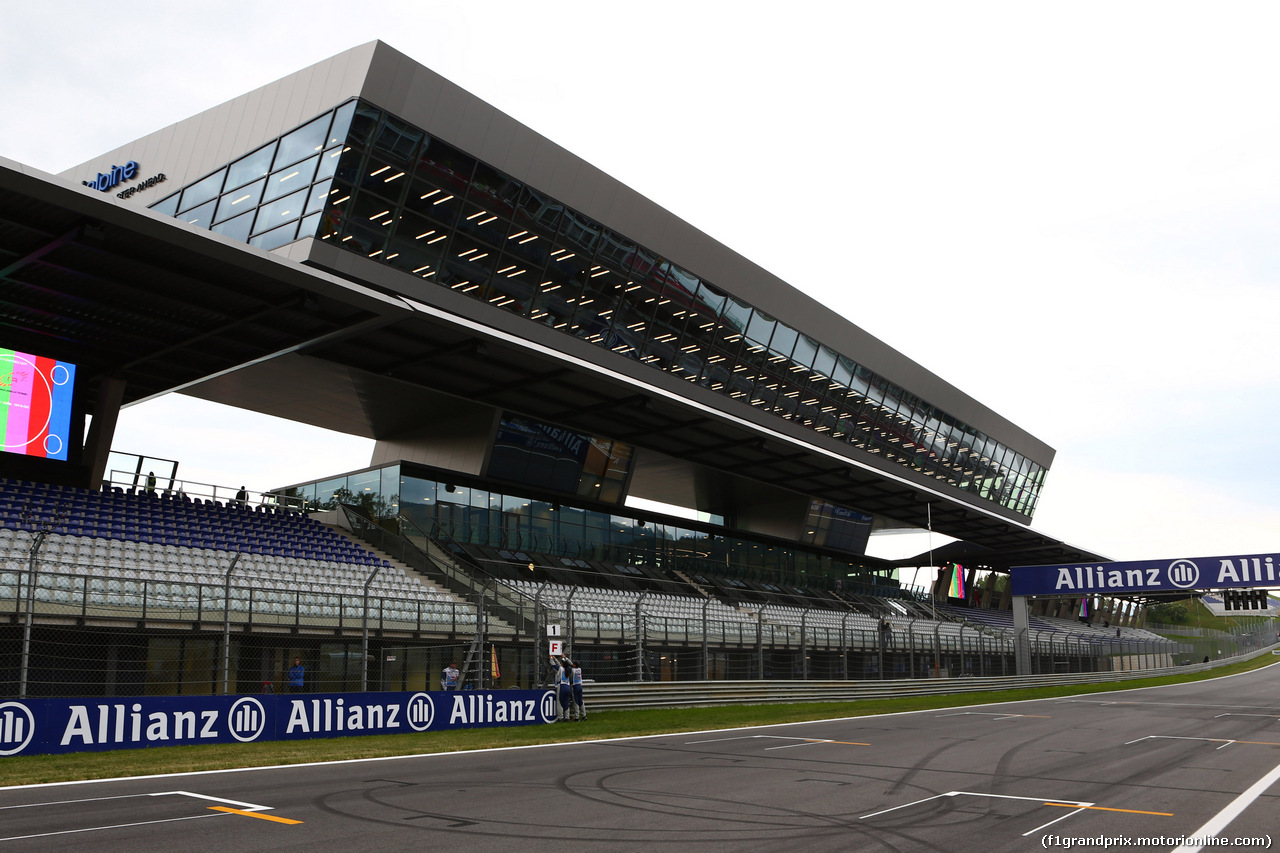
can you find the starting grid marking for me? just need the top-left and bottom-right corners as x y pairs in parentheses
(859, 791), (1172, 837)
(687, 712), (1047, 751)
(0, 790), (301, 842)
(686, 735), (869, 750)
(931, 706), (1049, 712)
(1126, 735), (1280, 750)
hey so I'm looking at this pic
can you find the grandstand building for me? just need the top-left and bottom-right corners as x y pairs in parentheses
(1, 42), (1147, 697)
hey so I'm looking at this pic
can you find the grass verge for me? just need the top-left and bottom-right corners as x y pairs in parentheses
(4, 654), (1275, 789)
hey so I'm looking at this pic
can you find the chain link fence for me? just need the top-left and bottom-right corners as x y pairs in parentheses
(3, 517), (1276, 699)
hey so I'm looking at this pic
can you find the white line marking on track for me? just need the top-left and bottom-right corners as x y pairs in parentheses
(1171, 759), (1280, 853)
(0, 790), (276, 843)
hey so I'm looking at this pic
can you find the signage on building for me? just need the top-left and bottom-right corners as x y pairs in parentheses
(1011, 553), (1280, 597)
(81, 160), (167, 199)
(0, 689), (557, 757)
(83, 162), (139, 192)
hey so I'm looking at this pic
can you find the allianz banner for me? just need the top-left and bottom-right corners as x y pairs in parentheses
(1011, 553), (1280, 597)
(0, 689), (557, 757)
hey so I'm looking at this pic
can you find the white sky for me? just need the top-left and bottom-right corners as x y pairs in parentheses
(4, 1), (1280, 565)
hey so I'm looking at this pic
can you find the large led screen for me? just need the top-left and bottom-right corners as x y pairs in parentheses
(0, 348), (77, 462)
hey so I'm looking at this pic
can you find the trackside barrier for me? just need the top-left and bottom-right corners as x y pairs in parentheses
(581, 644), (1280, 710)
(0, 689), (557, 757)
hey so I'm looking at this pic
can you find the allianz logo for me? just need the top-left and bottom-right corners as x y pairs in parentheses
(0, 702), (36, 756)
(57, 699), (268, 747)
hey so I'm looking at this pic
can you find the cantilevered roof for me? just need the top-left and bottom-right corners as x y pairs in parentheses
(0, 159), (1102, 569)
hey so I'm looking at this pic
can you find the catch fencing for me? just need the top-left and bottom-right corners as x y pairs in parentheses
(1, 511), (1276, 700)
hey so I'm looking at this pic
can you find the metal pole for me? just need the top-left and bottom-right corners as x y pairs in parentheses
(18, 531), (47, 699)
(534, 583), (547, 685)
(801, 608), (809, 680)
(566, 585), (577, 661)
(634, 592), (647, 682)
(221, 553), (241, 694)
(361, 566), (380, 692)
(756, 605), (767, 680)
(701, 598), (710, 681)
(841, 612), (851, 680)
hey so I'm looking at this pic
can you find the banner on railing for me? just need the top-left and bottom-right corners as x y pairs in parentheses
(1011, 552), (1280, 596)
(0, 689), (556, 757)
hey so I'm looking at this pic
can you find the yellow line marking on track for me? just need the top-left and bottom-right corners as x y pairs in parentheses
(1043, 802), (1172, 816)
(208, 806), (303, 824)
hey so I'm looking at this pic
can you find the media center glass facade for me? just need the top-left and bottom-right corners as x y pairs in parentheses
(150, 99), (1046, 519)
(285, 462), (905, 593)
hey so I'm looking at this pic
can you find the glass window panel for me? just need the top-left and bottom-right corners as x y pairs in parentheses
(415, 135), (474, 197)
(213, 178), (264, 223)
(293, 208), (318, 239)
(722, 296), (752, 338)
(348, 104), (383, 148)
(399, 475), (436, 509)
(332, 146), (365, 189)
(327, 100), (358, 148)
(500, 219), (552, 269)
(253, 187), (308, 234)
(304, 179), (332, 216)
(813, 345), (837, 380)
(248, 219), (299, 251)
(315, 182), (349, 241)
(338, 191), (395, 256)
(274, 113), (333, 169)
(403, 177), (463, 233)
(263, 153), (320, 203)
(386, 210), (448, 279)
(298, 210), (322, 240)
(457, 201), (509, 246)
(693, 280), (727, 319)
(467, 161), (520, 213)
(558, 209), (602, 257)
(211, 209), (254, 243)
(442, 237), (498, 294)
(316, 145), (343, 182)
(178, 170), (226, 213)
(595, 229), (638, 273)
(483, 249), (536, 312)
(359, 157), (411, 205)
(791, 335), (819, 371)
(768, 322), (798, 362)
(528, 267), (582, 329)
(745, 309), (775, 347)
(225, 145), (276, 191)
(514, 187), (562, 235)
(372, 114), (423, 166)
(149, 192), (180, 217)
(179, 198), (216, 229)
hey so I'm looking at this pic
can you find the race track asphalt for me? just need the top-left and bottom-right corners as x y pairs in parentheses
(2, 663), (1278, 853)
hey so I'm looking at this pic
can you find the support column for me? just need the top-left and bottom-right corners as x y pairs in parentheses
(1013, 595), (1032, 675)
(83, 376), (126, 489)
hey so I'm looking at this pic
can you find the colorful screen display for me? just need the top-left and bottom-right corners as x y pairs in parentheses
(0, 348), (77, 462)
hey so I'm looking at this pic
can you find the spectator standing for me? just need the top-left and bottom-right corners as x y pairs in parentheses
(552, 656), (572, 721)
(441, 661), (460, 691)
(570, 658), (586, 721)
(286, 657), (305, 693)
(236, 486), (248, 507)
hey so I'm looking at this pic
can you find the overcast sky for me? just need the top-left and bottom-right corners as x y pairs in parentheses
(4, 2), (1279, 565)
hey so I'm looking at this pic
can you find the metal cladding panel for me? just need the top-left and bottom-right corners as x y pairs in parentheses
(60, 42), (380, 200)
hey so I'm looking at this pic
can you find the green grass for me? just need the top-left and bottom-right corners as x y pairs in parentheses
(3, 654), (1276, 789)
